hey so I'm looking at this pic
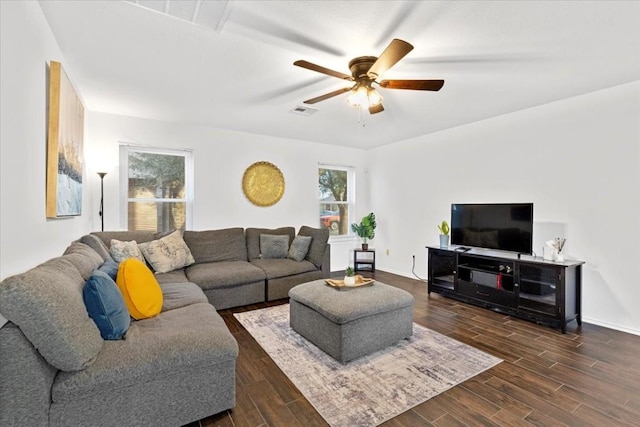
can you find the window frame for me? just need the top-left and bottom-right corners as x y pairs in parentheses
(119, 144), (194, 231)
(318, 164), (356, 240)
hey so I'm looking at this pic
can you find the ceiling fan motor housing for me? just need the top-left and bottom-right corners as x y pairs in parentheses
(349, 56), (378, 82)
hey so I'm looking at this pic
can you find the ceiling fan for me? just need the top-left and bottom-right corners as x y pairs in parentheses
(294, 39), (444, 114)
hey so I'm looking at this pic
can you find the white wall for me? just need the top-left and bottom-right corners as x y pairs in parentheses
(369, 81), (640, 335)
(85, 112), (369, 270)
(0, 1), (93, 279)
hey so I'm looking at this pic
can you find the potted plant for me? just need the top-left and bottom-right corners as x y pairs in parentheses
(351, 212), (376, 250)
(344, 266), (356, 285)
(437, 220), (450, 249)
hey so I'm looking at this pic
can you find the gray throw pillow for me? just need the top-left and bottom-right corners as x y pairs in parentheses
(79, 234), (113, 262)
(298, 226), (329, 267)
(260, 234), (289, 259)
(288, 235), (312, 262)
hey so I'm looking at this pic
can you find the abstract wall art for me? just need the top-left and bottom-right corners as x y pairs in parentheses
(46, 61), (84, 218)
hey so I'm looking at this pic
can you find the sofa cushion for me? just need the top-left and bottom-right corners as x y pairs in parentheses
(63, 242), (104, 281)
(288, 235), (312, 262)
(260, 234), (289, 259)
(186, 261), (266, 290)
(83, 271), (130, 340)
(52, 302), (238, 403)
(0, 257), (103, 371)
(250, 258), (318, 280)
(79, 234), (113, 262)
(245, 227), (295, 260)
(116, 259), (163, 320)
(298, 226), (329, 268)
(155, 269), (190, 284)
(110, 239), (146, 263)
(183, 228), (247, 263)
(138, 230), (195, 274)
(159, 282), (208, 312)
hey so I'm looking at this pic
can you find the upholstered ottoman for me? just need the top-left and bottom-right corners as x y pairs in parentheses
(288, 279), (414, 363)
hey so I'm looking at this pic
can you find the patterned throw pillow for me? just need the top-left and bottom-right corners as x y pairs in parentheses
(288, 235), (312, 262)
(116, 258), (163, 320)
(138, 230), (195, 273)
(260, 234), (289, 259)
(110, 239), (145, 263)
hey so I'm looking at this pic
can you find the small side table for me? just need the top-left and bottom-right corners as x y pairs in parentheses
(354, 249), (375, 272)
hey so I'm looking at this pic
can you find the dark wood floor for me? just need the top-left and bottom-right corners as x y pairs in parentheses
(190, 271), (640, 427)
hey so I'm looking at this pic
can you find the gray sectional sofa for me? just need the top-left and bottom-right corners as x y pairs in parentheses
(0, 225), (330, 426)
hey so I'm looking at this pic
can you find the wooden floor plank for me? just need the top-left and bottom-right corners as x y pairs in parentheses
(484, 376), (581, 425)
(460, 378), (533, 419)
(191, 270), (640, 427)
(490, 409), (536, 427)
(246, 379), (302, 426)
(285, 399), (329, 427)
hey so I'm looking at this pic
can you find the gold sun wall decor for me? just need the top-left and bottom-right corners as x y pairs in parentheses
(242, 161), (285, 207)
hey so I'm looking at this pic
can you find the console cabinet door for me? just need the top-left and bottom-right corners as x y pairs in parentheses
(428, 249), (456, 293)
(517, 264), (560, 316)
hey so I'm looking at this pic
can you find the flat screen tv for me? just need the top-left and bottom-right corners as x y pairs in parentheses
(451, 203), (533, 254)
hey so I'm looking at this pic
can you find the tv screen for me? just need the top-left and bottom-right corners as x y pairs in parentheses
(451, 203), (533, 254)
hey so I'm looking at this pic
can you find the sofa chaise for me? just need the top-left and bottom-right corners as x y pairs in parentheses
(0, 240), (238, 426)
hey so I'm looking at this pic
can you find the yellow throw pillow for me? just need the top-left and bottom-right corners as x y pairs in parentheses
(116, 258), (163, 320)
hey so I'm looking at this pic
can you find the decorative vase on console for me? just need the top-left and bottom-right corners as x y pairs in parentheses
(545, 238), (566, 262)
(437, 220), (450, 249)
(554, 238), (566, 262)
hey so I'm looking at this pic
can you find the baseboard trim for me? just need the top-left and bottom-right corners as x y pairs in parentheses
(581, 316), (640, 337)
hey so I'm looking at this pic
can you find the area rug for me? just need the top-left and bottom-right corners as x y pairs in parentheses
(234, 304), (501, 427)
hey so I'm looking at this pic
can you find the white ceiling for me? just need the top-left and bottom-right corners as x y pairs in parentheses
(38, 1), (640, 149)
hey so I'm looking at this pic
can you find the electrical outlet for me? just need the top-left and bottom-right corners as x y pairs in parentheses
(386, 249), (390, 256)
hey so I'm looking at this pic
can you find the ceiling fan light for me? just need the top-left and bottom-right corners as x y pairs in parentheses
(346, 85), (383, 108)
(367, 88), (383, 107)
(345, 86), (368, 108)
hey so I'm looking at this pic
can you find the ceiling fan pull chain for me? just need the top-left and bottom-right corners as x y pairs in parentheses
(358, 105), (366, 127)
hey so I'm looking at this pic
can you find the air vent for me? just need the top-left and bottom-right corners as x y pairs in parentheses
(290, 105), (319, 116)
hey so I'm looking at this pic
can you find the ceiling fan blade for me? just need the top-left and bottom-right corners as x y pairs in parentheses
(367, 39), (414, 79)
(379, 79), (445, 91)
(369, 104), (384, 115)
(294, 60), (352, 80)
(303, 87), (352, 104)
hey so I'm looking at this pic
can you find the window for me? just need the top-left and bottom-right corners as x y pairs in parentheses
(318, 165), (355, 237)
(119, 145), (193, 232)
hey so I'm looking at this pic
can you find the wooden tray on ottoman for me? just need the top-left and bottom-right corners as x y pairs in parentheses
(325, 275), (375, 290)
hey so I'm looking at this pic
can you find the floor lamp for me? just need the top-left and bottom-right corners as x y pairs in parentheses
(97, 172), (107, 231)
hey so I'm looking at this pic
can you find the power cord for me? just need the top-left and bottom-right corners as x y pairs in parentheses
(412, 255), (427, 282)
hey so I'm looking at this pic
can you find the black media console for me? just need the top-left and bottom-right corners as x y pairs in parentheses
(427, 246), (584, 333)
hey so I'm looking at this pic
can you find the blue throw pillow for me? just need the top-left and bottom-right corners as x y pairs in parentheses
(97, 258), (119, 280)
(83, 270), (130, 340)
